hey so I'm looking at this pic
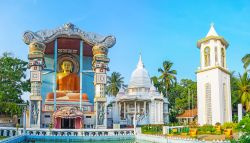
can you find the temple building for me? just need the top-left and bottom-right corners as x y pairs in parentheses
(111, 55), (169, 127)
(23, 23), (116, 129)
(196, 24), (232, 125)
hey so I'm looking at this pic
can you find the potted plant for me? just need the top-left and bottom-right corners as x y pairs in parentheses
(222, 122), (235, 139)
(189, 121), (198, 137)
(214, 122), (222, 134)
(181, 127), (189, 136)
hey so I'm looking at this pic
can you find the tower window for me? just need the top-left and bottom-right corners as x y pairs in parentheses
(221, 48), (225, 67)
(204, 47), (210, 67)
(215, 47), (218, 64)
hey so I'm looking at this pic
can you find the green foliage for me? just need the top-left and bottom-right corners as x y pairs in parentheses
(236, 116), (250, 134)
(157, 60), (177, 96)
(198, 124), (216, 134)
(0, 102), (22, 116)
(236, 115), (250, 143)
(230, 71), (241, 112)
(141, 124), (163, 134)
(222, 122), (237, 131)
(188, 121), (199, 128)
(106, 72), (124, 96)
(236, 72), (250, 111)
(242, 54), (250, 70)
(168, 79), (197, 123)
(181, 127), (190, 133)
(0, 53), (29, 116)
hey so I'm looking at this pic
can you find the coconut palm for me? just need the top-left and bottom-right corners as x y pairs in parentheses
(151, 76), (164, 93)
(237, 72), (250, 112)
(242, 54), (250, 71)
(158, 60), (177, 96)
(106, 72), (124, 96)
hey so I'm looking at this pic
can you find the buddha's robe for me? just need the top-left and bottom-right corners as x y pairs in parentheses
(57, 73), (80, 92)
(46, 73), (80, 100)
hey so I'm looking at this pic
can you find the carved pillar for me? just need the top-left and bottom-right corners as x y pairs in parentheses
(92, 45), (109, 129)
(28, 42), (45, 128)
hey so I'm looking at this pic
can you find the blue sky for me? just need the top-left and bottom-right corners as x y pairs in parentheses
(0, 0), (249, 85)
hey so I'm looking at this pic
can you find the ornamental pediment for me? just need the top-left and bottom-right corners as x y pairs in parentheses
(23, 23), (116, 49)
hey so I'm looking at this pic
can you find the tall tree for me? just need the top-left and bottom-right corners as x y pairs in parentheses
(236, 72), (250, 112)
(151, 76), (165, 94)
(242, 54), (250, 71)
(106, 72), (124, 96)
(158, 60), (177, 96)
(230, 71), (240, 112)
(0, 52), (30, 116)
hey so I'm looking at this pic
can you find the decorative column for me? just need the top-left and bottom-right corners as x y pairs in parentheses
(92, 45), (109, 129)
(28, 42), (45, 128)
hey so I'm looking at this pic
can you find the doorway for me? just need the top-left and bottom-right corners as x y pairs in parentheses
(61, 118), (75, 129)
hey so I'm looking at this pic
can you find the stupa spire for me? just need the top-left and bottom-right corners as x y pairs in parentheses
(137, 53), (144, 69)
(206, 23), (219, 37)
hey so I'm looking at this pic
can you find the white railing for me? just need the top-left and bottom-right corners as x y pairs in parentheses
(0, 127), (134, 137)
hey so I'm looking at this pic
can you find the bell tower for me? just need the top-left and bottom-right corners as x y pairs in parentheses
(196, 24), (232, 125)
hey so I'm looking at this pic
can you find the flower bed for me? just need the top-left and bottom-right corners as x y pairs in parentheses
(141, 124), (163, 135)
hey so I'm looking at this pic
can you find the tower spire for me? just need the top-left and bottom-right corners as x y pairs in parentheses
(206, 23), (219, 37)
(137, 53), (144, 69)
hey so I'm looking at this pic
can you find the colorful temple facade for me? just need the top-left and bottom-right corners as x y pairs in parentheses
(23, 23), (115, 129)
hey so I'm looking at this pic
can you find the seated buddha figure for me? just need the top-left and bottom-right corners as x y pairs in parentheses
(46, 60), (88, 101)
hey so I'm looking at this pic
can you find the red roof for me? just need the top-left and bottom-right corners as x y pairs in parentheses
(45, 38), (93, 57)
(176, 108), (197, 118)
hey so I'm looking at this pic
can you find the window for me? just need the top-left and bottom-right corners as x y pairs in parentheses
(205, 83), (212, 124)
(221, 48), (225, 67)
(45, 115), (50, 118)
(215, 47), (218, 64)
(86, 116), (91, 118)
(204, 47), (210, 66)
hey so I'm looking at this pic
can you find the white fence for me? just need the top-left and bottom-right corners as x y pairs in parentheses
(0, 127), (134, 137)
(136, 134), (230, 143)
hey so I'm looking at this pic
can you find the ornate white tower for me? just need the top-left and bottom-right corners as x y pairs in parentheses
(197, 24), (232, 125)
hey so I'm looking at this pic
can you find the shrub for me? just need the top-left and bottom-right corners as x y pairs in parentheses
(222, 122), (237, 131)
(141, 124), (163, 134)
(188, 121), (199, 128)
(198, 124), (216, 135)
(236, 116), (250, 134)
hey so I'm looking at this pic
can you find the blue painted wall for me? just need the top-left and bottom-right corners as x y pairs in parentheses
(41, 54), (95, 104)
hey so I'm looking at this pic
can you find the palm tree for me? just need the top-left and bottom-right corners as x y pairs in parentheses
(106, 72), (124, 96)
(158, 61), (177, 96)
(242, 54), (250, 71)
(151, 76), (164, 93)
(237, 72), (250, 112)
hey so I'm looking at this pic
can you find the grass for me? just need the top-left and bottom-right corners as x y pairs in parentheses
(0, 136), (7, 140)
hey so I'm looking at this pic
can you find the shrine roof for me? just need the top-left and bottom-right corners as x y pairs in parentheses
(23, 23), (116, 50)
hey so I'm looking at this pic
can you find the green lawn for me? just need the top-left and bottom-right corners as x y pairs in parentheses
(0, 136), (7, 140)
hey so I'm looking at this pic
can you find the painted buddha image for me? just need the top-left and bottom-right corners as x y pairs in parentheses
(57, 61), (80, 92)
(46, 60), (88, 101)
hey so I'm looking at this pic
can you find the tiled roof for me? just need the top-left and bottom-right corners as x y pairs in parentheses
(176, 108), (197, 118)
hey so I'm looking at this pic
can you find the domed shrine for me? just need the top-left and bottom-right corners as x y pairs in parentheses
(23, 23), (115, 129)
(111, 55), (169, 127)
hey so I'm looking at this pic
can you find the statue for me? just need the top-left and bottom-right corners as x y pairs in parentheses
(97, 103), (104, 125)
(46, 60), (88, 101)
(57, 60), (79, 92)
